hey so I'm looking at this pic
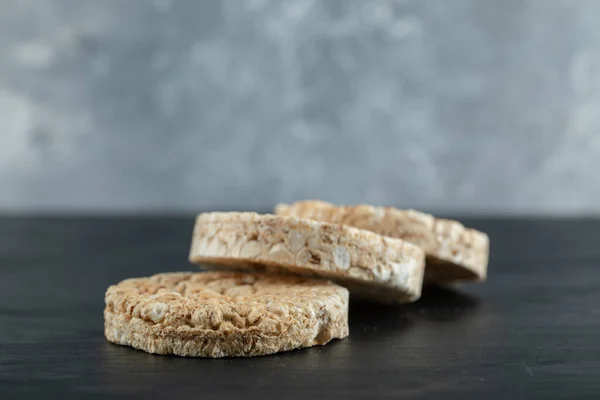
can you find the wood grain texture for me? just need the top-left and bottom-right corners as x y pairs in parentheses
(1, 216), (600, 399)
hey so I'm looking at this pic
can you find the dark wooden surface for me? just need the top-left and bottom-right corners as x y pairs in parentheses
(1, 216), (599, 399)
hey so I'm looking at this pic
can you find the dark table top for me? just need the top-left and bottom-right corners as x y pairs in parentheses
(1, 216), (599, 399)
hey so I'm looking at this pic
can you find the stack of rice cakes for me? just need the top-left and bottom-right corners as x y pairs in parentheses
(104, 200), (489, 358)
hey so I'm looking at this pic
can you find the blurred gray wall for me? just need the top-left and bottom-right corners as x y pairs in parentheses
(1, 0), (599, 214)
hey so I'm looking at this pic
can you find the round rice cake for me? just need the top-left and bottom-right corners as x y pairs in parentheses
(104, 271), (349, 357)
(275, 200), (489, 283)
(188, 212), (425, 304)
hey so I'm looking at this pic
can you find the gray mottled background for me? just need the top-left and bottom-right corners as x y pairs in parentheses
(1, 0), (599, 214)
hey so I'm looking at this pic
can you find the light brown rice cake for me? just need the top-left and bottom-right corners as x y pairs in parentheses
(275, 200), (489, 283)
(188, 212), (425, 304)
(104, 271), (349, 357)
